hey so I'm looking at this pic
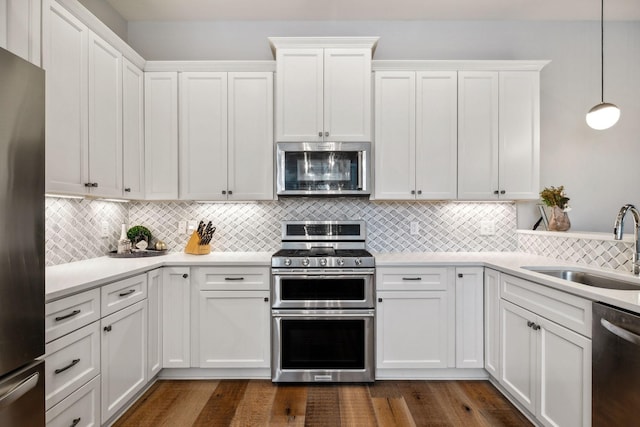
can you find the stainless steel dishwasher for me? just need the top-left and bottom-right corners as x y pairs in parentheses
(593, 302), (640, 426)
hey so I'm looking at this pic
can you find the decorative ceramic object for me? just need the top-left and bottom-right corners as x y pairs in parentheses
(548, 205), (571, 231)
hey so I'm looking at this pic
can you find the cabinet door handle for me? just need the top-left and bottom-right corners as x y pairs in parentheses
(378, 298), (383, 303)
(182, 273), (189, 279)
(104, 325), (112, 332)
(500, 190), (506, 194)
(55, 309), (81, 322)
(70, 418), (81, 427)
(91, 182), (98, 188)
(54, 358), (80, 374)
(228, 190), (233, 195)
(324, 131), (329, 137)
(118, 289), (135, 297)
(84, 182), (92, 187)
(318, 131), (323, 137)
(124, 187), (131, 192)
(402, 277), (421, 281)
(410, 190), (415, 195)
(458, 273), (463, 278)
(225, 277), (245, 281)
(264, 297), (269, 302)
(527, 321), (534, 328)
(417, 190), (422, 195)
(222, 190), (227, 195)
(532, 323), (541, 331)
(493, 190), (499, 195)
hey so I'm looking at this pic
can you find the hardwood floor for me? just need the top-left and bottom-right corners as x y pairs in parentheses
(114, 380), (533, 427)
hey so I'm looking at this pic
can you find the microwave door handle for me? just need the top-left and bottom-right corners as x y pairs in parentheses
(357, 151), (363, 190)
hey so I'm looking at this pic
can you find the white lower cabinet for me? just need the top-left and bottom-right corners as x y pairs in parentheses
(45, 375), (100, 427)
(101, 300), (147, 423)
(162, 267), (191, 368)
(499, 277), (592, 427)
(454, 267), (484, 368)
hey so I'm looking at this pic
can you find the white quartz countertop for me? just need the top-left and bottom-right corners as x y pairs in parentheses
(46, 251), (640, 314)
(45, 252), (272, 301)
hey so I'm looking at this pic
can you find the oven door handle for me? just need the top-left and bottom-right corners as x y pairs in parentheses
(272, 310), (375, 318)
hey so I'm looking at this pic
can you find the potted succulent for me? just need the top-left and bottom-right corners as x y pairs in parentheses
(540, 186), (571, 231)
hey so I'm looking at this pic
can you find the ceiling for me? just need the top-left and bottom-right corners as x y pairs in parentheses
(105, 0), (640, 22)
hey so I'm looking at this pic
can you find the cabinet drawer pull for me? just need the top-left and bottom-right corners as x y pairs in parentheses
(402, 277), (421, 281)
(224, 277), (245, 281)
(118, 289), (135, 297)
(70, 418), (81, 427)
(54, 358), (80, 374)
(55, 309), (81, 322)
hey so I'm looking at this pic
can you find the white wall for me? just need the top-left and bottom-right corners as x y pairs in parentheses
(78, 0), (127, 40)
(127, 20), (640, 233)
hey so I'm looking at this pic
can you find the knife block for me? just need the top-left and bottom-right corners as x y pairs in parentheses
(184, 231), (211, 255)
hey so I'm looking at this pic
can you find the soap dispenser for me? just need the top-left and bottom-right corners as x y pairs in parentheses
(117, 224), (131, 254)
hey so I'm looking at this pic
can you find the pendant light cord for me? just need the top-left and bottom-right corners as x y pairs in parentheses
(600, 0), (604, 103)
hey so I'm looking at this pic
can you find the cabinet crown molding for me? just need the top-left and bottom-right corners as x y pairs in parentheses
(268, 36), (380, 58)
(144, 60), (276, 72)
(372, 60), (550, 72)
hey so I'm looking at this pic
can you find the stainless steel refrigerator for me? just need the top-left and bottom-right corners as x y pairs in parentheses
(0, 47), (45, 426)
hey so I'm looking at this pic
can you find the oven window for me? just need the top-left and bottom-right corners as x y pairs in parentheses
(281, 278), (365, 301)
(280, 319), (365, 369)
(283, 151), (361, 191)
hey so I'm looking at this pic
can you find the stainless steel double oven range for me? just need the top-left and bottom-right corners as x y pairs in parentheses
(271, 220), (375, 383)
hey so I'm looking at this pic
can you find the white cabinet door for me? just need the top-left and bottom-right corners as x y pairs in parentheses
(500, 299), (537, 414)
(275, 48), (324, 142)
(416, 71), (457, 200)
(537, 316), (591, 427)
(43, 0), (88, 195)
(455, 267), (484, 368)
(376, 291), (450, 369)
(196, 290), (270, 368)
(1, 0), (41, 65)
(87, 32), (122, 198)
(227, 72), (274, 201)
(147, 269), (162, 379)
(145, 72), (178, 200)
(101, 300), (147, 423)
(373, 71), (416, 200)
(122, 58), (145, 199)
(323, 48), (371, 141)
(499, 71), (540, 200)
(179, 72), (228, 200)
(457, 71), (499, 200)
(484, 268), (501, 379)
(162, 267), (190, 368)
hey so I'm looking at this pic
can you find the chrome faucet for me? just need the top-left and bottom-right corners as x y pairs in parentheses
(614, 204), (640, 275)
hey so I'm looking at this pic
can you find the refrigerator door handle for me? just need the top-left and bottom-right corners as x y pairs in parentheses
(0, 372), (39, 410)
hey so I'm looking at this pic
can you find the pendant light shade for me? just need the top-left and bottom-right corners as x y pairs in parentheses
(586, 0), (620, 130)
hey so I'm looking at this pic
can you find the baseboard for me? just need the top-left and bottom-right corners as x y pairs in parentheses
(375, 368), (488, 380)
(159, 367), (271, 380)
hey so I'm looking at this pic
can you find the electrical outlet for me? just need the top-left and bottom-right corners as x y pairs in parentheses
(410, 221), (420, 235)
(178, 220), (187, 234)
(480, 220), (496, 236)
(100, 221), (109, 238)
(187, 220), (197, 234)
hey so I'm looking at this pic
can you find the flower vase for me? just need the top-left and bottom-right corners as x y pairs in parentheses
(548, 206), (571, 231)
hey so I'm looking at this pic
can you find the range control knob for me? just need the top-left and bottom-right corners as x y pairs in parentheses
(319, 258), (327, 267)
(337, 258), (345, 267)
(302, 258), (310, 267)
(284, 258), (292, 266)
(354, 258), (362, 266)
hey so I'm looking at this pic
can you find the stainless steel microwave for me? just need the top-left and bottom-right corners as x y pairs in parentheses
(276, 142), (371, 196)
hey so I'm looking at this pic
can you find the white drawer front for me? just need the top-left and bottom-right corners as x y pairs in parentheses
(193, 267), (269, 291)
(500, 273), (592, 337)
(376, 267), (451, 291)
(45, 322), (101, 410)
(46, 375), (100, 427)
(46, 288), (100, 343)
(101, 274), (147, 316)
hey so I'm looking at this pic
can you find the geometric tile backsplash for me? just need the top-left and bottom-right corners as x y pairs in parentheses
(46, 197), (517, 266)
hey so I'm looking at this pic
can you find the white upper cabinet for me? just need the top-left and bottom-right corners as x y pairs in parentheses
(178, 71), (273, 201)
(374, 70), (457, 200)
(458, 70), (540, 200)
(0, 0), (41, 65)
(272, 37), (377, 142)
(87, 32), (122, 198)
(122, 58), (145, 199)
(145, 72), (179, 200)
(43, 0), (89, 195)
(179, 72), (228, 200)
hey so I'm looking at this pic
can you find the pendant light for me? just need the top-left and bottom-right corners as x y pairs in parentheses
(586, 0), (620, 130)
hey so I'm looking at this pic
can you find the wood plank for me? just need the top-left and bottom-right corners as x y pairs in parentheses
(269, 384), (308, 426)
(304, 385), (342, 427)
(368, 380), (403, 398)
(457, 381), (534, 427)
(371, 396), (416, 427)
(339, 384), (378, 426)
(229, 380), (277, 426)
(427, 381), (488, 426)
(396, 381), (452, 425)
(193, 380), (249, 427)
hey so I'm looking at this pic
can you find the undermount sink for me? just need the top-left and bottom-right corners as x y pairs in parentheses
(522, 267), (640, 291)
